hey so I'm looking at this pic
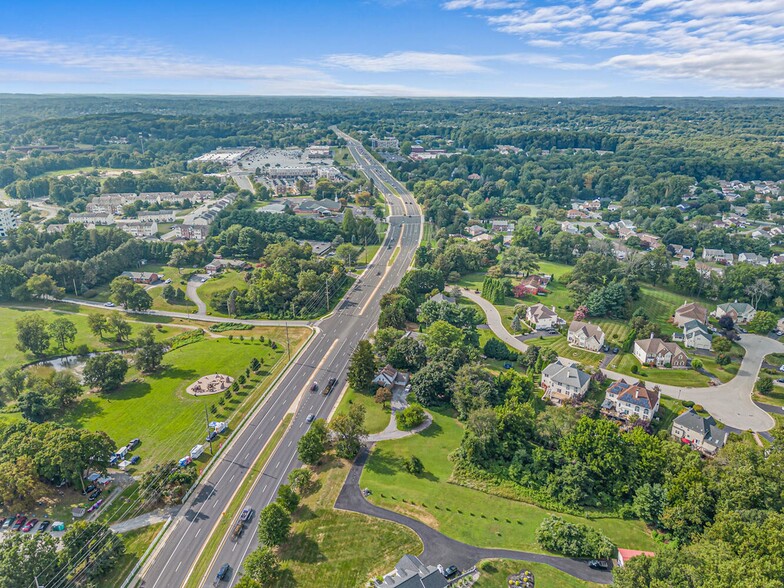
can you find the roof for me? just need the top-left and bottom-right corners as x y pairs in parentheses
(542, 360), (591, 389)
(568, 320), (604, 339)
(617, 383), (659, 410)
(673, 408), (728, 446)
(618, 548), (655, 561)
(718, 301), (754, 314)
(683, 320), (712, 340)
(121, 271), (158, 280)
(429, 293), (456, 305)
(382, 555), (448, 588)
(635, 337), (686, 358)
(675, 302), (708, 322)
(528, 303), (558, 320)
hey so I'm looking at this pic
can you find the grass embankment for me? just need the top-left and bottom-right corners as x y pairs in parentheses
(199, 270), (249, 316)
(185, 415), (293, 588)
(334, 387), (390, 434)
(756, 353), (784, 406)
(274, 456), (422, 587)
(360, 408), (656, 554)
(474, 559), (604, 588)
(96, 523), (164, 588)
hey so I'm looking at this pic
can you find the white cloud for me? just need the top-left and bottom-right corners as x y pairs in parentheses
(323, 51), (492, 73)
(442, 0), (523, 9)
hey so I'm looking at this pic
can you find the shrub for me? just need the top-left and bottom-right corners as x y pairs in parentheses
(630, 364), (639, 374)
(397, 404), (426, 430)
(403, 455), (424, 475)
(682, 400), (695, 408)
(483, 337), (518, 361)
(535, 515), (614, 559)
(693, 404), (704, 412)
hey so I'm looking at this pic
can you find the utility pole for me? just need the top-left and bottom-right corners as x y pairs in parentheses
(285, 321), (291, 362)
(204, 402), (213, 454)
(364, 235), (368, 264)
(325, 278), (330, 311)
(73, 277), (78, 297)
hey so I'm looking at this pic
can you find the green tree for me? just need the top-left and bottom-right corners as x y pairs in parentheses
(424, 320), (463, 351)
(691, 358), (703, 371)
(0, 367), (27, 399)
(0, 533), (62, 587)
(276, 484), (300, 512)
(711, 335), (732, 354)
(257, 502), (291, 547)
(501, 246), (540, 276)
(330, 404), (368, 459)
(243, 546), (280, 585)
(748, 310), (777, 334)
(404, 455), (424, 474)
(288, 468), (312, 494)
(633, 483), (666, 525)
(60, 520), (125, 581)
(297, 419), (328, 465)
(535, 515), (614, 559)
(756, 376), (774, 396)
(109, 276), (136, 308)
(47, 317), (77, 350)
(347, 340), (376, 392)
(134, 327), (166, 373)
(87, 313), (109, 338)
(108, 312), (132, 341)
(0, 264), (26, 301)
(83, 353), (129, 392)
(15, 314), (50, 356)
(25, 274), (65, 299)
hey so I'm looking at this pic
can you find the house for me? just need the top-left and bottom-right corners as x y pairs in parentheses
(465, 225), (486, 237)
(603, 379), (660, 421)
(258, 202), (288, 214)
(525, 303), (561, 330)
(298, 240), (333, 256)
(567, 321), (606, 352)
(116, 220), (158, 238)
(738, 252), (769, 266)
(469, 233), (494, 243)
(378, 554), (447, 588)
(638, 233), (661, 250)
(514, 274), (550, 296)
(714, 301), (756, 324)
(68, 212), (115, 226)
(610, 219), (635, 233)
(120, 271), (159, 284)
(770, 254), (784, 265)
(672, 408), (728, 455)
(204, 257), (248, 275)
(177, 190), (214, 203)
(136, 210), (176, 223)
(683, 320), (712, 350)
(633, 335), (689, 368)
(702, 248), (734, 265)
(540, 360), (591, 404)
(174, 224), (209, 242)
(290, 198), (342, 216)
(428, 292), (456, 305)
(617, 549), (655, 568)
(372, 365), (410, 389)
(566, 209), (587, 219)
(490, 220), (514, 233)
(560, 221), (579, 234)
(673, 301), (708, 327)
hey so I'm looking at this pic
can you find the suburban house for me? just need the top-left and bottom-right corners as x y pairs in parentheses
(560, 221), (580, 234)
(204, 257), (249, 275)
(136, 210), (176, 223)
(289, 198), (342, 216)
(638, 233), (661, 250)
(672, 408), (729, 456)
(378, 555), (448, 588)
(714, 301), (756, 324)
(770, 254), (784, 265)
(603, 379), (660, 421)
(372, 365), (410, 389)
(540, 360), (591, 404)
(120, 271), (159, 284)
(567, 321), (606, 351)
(68, 212), (115, 226)
(428, 292), (456, 305)
(515, 274), (550, 296)
(617, 549), (655, 568)
(116, 220), (158, 238)
(566, 209), (587, 219)
(490, 220), (514, 233)
(673, 301), (708, 327)
(738, 252), (769, 266)
(633, 335), (689, 368)
(525, 303), (561, 330)
(298, 240), (333, 256)
(702, 248), (734, 265)
(609, 219), (636, 235)
(177, 190), (214, 203)
(465, 225), (486, 237)
(173, 224), (209, 242)
(682, 320), (713, 350)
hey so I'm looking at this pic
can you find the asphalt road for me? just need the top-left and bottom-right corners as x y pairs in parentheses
(138, 131), (422, 588)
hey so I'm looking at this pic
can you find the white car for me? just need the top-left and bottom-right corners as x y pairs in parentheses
(164, 278), (172, 284)
(104, 302), (115, 307)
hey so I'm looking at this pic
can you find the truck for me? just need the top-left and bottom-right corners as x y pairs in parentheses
(190, 444), (204, 460)
(322, 377), (338, 395)
(231, 520), (245, 540)
(178, 456), (192, 467)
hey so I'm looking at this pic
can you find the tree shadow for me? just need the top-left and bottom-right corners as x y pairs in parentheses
(293, 504), (317, 522)
(278, 531), (325, 564)
(364, 450), (406, 477)
(419, 418), (443, 439)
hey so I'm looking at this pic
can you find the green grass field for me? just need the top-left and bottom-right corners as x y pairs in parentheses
(474, 559), (604, 588)
(532, 335), (603, 367)
(199, 271), (249, 315)
(148, 285), (196, 313)
(97, 523), (164, 588)
(608, 352), (712, 387)
(335, 387), (390, 434)
(275, 457), (422, 587)
(360, 408), (656, 554)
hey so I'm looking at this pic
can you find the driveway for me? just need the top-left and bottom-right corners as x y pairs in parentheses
(185, 274), (208, 315)
(460, 288), (776, 432)
(335, 446), (613, 584)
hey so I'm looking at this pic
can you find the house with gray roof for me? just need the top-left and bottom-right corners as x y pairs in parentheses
(603, 378), (660, 422)
(714, 300), (756, 324)
(428, 292), (456, 305)
(567, 321), (605, 352)
(672, 408), (728, 455)
(540, 360), (591, 404)
(378, 554), (448, 588)
(682, 320), (712, 350)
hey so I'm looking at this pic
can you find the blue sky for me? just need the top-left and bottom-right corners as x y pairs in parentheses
(0, 0), (782, 96)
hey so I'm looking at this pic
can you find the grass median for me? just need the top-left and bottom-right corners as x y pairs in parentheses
(184, 413), (293, 588)
(388, 246), (400, 266)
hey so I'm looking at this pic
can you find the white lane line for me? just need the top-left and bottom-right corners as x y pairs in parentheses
(175, 561), (182, 572)
(195, 528), (201, 537)
(230, 474), (235, 483)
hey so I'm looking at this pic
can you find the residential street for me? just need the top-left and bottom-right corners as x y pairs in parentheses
(460, 289), (777, 432)
(185, 275), (208, 315)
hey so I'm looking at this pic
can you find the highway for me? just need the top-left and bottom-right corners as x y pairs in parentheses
(138, 130), (421, 588)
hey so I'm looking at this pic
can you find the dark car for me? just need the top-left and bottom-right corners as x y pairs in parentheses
(240, 507), (254, 522)
(588, 560), (610, 570)
(310, 381), (319, 392)
(88, 489), (102, 501)
(130, 455), (141, 465)
(612, 347), (619, 354)
(82, 484), (96, 495)
(216, 563), (230, 581)
(38, 521), (50, 533)
(602, 344), (610, 352)
(127, 438), (140, 450)
(206, 430), (218, 442)
(442, 565), (459, 578)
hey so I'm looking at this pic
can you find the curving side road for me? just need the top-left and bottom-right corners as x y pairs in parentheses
(335, 446), (613, 584)
(460, 288), (777, 432)
(185, 275), (208, 315)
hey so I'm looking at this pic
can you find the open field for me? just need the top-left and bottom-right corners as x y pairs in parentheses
(199, 270), (249, 316)
(360, 408), (656, 554)
(274, 456), (422, 587)
(474, 559), (604, 588)
(335, 387), (390, 434)
(608, 352), (711, 387)
(531, 334), (604, 367)
(97, 523), (164, 588)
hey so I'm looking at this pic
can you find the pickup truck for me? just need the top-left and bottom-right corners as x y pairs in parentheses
(322, 377), (338, 395)
(231, 520), (245, 540)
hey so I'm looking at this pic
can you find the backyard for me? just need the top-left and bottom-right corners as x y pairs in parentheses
(473, 559), (604, 588)
(359, 408), (657, 554)
(334, 386), (391, 435)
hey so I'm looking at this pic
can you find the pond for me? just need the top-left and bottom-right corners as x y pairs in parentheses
(27, 351), (130, 381)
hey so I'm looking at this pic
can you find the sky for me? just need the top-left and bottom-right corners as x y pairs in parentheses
(0, 0), (782, 97)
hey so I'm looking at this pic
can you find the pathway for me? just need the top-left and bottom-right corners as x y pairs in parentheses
(110, 506), (179, 534)
(460, 288), (777, 432)
(185, 274), (208, 315)
(367, 384), (433, 442)
(335, 446), (613, 584)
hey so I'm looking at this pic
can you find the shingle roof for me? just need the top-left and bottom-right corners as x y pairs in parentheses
(542, 360), (590, 389)
(568, 320), (604, 340)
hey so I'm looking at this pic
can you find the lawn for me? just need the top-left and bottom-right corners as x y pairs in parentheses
(0, 304), (185, 374)
(97, 523), (164, 588)
(148, 285), (196, 313)
(532, 334), (603, 367)
(654, 395), (713, 434)
(54, 330), (307, 469)
(360, 408), (656, 554)
(199, 271), (249, 315)
(335, 387), (390, 434)
(633, 287), (714, 336)
(608, 352), (712, 387)
(274, 456), (422, 588)
(474, 559), (604, 588)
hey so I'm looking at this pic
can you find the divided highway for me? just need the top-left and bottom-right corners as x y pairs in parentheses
(138, 131), (422, 587)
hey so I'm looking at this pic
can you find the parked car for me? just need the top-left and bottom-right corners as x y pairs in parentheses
(2, 517), (14, 529)
(306, 413), (316, 423)
(442, 565), (459, 578)
(38, 521), (50, 533)
(13, 516), (26, 530)
(602, 344), (610, 352)
(164, 278), (172, 284)
(88, 489), (102, 501)
(22, 519), (38, 533)
(82, 484), (96, 495)
(104, 302), (115, 307)
(206, 430), (218, 442)
(776, 379), (784, 385)
(612, 347), (619, 354)
(87, 499), (104, 513)
(240, 508), (254, 522)
(588, 560), (610, 570)
(127, 438), (140, 450)
(216, 563), (230, 581)
(130, 455), (141, 465)
(109, 455), (119, 466)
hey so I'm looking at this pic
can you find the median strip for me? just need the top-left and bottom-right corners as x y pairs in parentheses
(183, 414), (293, 588)
(388, 246), (401, 266)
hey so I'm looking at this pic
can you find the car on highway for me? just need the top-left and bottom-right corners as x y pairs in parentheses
(306, 413), (316, 423)
(22, 519), (38, 532)
(37, 521), (50, 533)
(240, 507), (254, 522)
(310, 381), (319, 392)
(588, 560), (610, 570)
(104, 301), (115, 307)
(216, 563), (230, 582)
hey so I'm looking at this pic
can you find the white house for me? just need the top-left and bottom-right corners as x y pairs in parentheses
(603, 379), (660, 421)
(682, 320), (712, 350)
(116, 220), (158, 238)
(0, 208), (19, 237)
(738, 252), (769, 266)
(525, 304), (561, 330)
(540, 360), (591, 404)
(136, 210), (176, 223)
(714, 301), (756, 324)
(633, 335), (689, 368)
(372, 365), (409, 389)
(567, 321), (605, 352)
(68, 212), (115, 226)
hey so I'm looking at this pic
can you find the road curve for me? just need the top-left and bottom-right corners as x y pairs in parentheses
(460, 288), (776, 432)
